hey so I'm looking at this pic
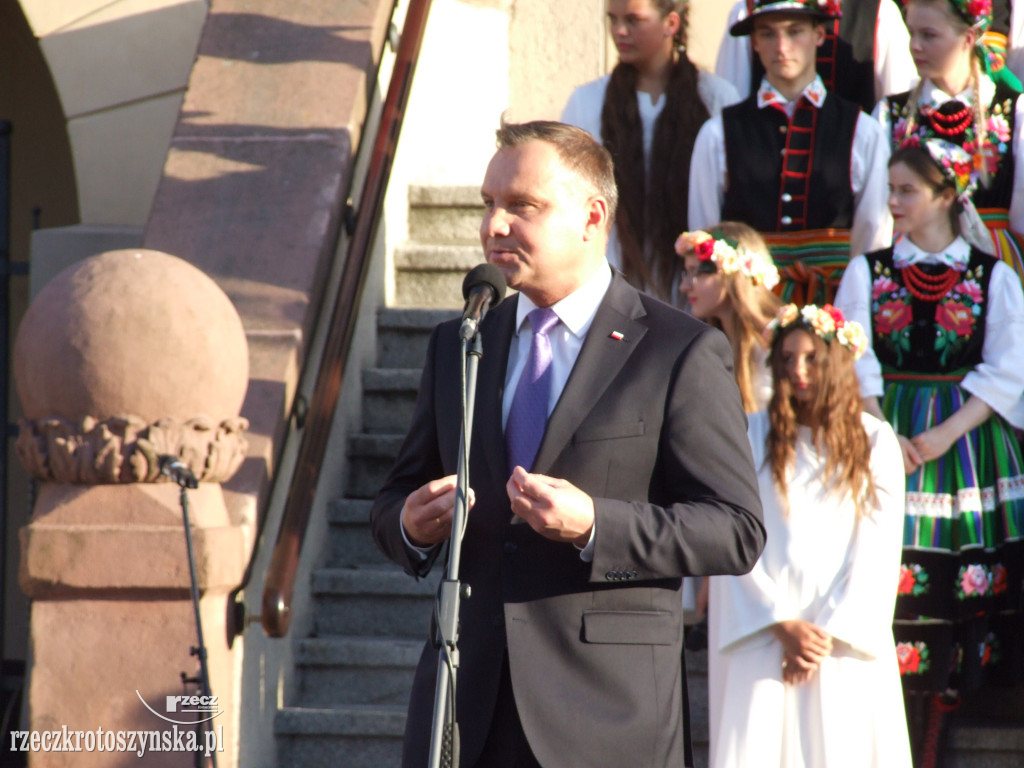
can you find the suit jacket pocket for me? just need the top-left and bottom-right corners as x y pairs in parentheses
(573, 420), (645, 443)
(582, 610), (677, 645)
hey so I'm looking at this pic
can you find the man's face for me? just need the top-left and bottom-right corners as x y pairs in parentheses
(480, 140), (604, 307)
(751, 15), (825, 90)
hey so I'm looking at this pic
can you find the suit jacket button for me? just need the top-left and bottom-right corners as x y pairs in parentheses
(503, 541), (517, 554)
(605, 570), (618, 581)
(629, 570), (638, 579)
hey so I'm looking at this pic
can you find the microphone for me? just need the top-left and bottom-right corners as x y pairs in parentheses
(459, 263), (506, 341)
(158, 455), (199, 489)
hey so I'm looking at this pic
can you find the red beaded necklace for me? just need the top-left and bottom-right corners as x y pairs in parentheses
(923, 104), (973, 137)
(901, 263), (960, 302)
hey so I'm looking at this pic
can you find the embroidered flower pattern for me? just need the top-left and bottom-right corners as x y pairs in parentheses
(991, 563), (1008, 595)
(897, 563), (930, 597)
(933, 264), (985, 366)
(897, 641), (931, 676)
(871, 262), (913, 365)
(980, 632), (1001, 668)
(957, 563), (993, 599)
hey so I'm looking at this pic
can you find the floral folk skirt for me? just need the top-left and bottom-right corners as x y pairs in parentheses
(883, 374), (1024, 692)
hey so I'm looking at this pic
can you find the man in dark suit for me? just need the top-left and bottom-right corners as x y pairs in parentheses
(370, 120), (765, 768)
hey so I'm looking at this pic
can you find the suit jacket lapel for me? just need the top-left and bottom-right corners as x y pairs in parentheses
(532, 275), (648, 474)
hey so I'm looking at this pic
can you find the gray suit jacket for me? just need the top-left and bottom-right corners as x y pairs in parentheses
(371, 273), (765, 768)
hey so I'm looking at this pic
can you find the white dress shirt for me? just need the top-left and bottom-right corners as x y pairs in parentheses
(403, 264), (614, 559)
(835, 235), (1024, 429)
(687, 75), (894, 258)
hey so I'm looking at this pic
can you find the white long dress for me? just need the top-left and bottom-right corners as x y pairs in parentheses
(707, 410), (912, 768)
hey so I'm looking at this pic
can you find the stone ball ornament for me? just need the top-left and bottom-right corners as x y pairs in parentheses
(14, 249), (250, 484)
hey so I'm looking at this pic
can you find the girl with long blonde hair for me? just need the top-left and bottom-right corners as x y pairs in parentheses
(675, 221), (782, 413)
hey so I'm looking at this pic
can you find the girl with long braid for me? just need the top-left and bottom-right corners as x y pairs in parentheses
(876, 0), (1024, 283)
(561, 0), (740, 303)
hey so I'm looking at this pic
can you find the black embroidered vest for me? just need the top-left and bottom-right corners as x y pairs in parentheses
(887, 84), (1019, 211)
(722, 93), (859, 232)
(866, 246), (995, 375)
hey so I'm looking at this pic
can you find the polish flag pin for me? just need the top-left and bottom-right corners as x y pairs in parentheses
(609, 331), (625, 341)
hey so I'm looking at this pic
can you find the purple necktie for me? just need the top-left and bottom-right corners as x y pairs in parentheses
(506, 307), (560, 474)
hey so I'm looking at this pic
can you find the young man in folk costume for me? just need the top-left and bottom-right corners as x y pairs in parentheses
(717, 0), (918, 111)
(689, 0), (893, 306)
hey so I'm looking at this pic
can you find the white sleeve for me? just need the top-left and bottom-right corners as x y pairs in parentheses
(714, 1), (753, 99)
(1011, 4), (1024, 80)
(697, 70), (743, 116)
(1009, 96), (1024, 236)
(687, 116), (727, 232)
(834, 255), (885, 398)
(560, 79), (606, 143)
(815, 419), (905, 658)
(873, 0), (918, 99)
(850, 113), (894, 256)
(960, 260), (1024, 429)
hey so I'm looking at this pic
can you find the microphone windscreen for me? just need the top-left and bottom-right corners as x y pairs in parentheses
(462, 263), (507, 302)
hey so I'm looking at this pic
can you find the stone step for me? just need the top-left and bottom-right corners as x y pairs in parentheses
(407, 185), (482, 245)
(294, 636), (422, 708)
(276, 705), (404, 768)
(394, 244), (482, 308)
(311, 565), (437, 638)
(947, 725), (1024, 767)
(346, 433), (405, 500)
(361, 368), (421, 435)
(377, 307), (457, 369)
(326, 498), (389, 567)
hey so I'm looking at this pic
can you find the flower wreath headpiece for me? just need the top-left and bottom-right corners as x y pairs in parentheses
(674, 229), (780, 290)
(765, 303), (869, 359)
(922, 137), (980, 202)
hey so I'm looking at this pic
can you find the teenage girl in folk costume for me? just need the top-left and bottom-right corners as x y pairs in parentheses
(561, 0), (740, 303)
(835, 140), (1024, 767)
(707, 304), (912, 768)
(675, 222), (783, 414)
(877, 0), (1024, 283)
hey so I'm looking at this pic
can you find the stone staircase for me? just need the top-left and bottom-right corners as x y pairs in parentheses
(274, 185), (1024, 767)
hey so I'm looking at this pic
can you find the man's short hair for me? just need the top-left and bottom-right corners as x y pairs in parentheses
(495, 119), (618, 228)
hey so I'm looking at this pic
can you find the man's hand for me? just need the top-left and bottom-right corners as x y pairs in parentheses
(401, 476), (475, 548)
(506, 466), (595, 546)
(770, 620), (832, 685)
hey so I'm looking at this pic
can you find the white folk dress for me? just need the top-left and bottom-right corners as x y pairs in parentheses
(707, 410), (912, 768)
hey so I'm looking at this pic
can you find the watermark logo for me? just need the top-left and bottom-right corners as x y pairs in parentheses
(136, 691), (223, 725)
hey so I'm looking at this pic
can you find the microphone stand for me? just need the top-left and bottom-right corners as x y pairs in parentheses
(162, 459), (219, 768)
(426, 329), (483, 768)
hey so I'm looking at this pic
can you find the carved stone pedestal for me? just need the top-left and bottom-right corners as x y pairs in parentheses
(13, 249), (251, 768)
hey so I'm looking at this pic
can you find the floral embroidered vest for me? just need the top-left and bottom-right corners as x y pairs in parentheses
(867, 246), (995, 374)
(887, 84), (1019, 211)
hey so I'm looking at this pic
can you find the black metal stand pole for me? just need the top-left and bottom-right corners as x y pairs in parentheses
(176, 480), (219, 768)
(427, 329), (483, 768)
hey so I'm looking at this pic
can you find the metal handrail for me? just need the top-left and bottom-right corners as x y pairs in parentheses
(259, 0), (435, 638)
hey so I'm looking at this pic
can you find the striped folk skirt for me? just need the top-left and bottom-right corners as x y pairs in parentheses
(883, 372), (1024, 691)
